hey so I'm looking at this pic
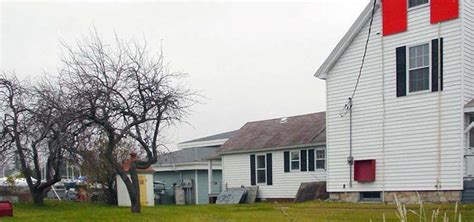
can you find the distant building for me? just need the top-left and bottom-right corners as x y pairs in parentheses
(152, 130), (237, 204)
(218, 112), (326, 201)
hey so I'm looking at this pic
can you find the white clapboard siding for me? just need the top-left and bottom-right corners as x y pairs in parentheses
(221, 147), (326, 199)
(463, 0), (474, 104)
(462, 0), (474, 177)
(326, 5), (464, 192)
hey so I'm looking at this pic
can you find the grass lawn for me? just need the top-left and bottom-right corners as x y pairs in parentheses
(2, 201), (474, 222)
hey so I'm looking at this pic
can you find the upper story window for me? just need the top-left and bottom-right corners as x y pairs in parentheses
(256, 155), (266, 184)
(409, 0), (429, 8)
(408, 43), (430, 93)
(290, 151), (300, 171)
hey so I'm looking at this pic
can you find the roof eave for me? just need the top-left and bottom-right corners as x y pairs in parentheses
(177, 138), (228, 149)
(218, 142), (326, 155)
(465, 107), (474, 113)
(314, 2), (379, 80)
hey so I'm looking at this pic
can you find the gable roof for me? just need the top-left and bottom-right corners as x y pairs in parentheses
(155, 147), (218, 165)
(314, 2), (380, 79)
(177, 130), (238, 149)
(180, 130), (238, 144)
(218, 112), (326, 154)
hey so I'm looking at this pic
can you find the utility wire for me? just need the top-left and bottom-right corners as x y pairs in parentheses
(351, 0), (377, 99)
(340, 0), (378, 117)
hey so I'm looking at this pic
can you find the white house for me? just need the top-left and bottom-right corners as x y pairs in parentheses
(314, 0), (474, 203)
(218, 112), (327, 201)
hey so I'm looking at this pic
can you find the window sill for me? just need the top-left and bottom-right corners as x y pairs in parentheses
(406, 89), (432, 96)
(284, 169), (326, 172)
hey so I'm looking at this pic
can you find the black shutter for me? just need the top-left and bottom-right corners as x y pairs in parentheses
(266, 153), (272, 185)
(432, 38), (444, 92)
(308, 149), (315, 171)
(396, 46), (407, 97)
(300, 150), (307, 171)
(284, 151), (290, 172)
(250, 154), (256, 186)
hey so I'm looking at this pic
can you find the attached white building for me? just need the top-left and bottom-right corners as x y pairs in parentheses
(314, 0), (474, 203)
(218, 112), (327, 201)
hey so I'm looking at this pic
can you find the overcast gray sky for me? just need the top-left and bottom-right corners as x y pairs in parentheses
(1, 0), (367, 150)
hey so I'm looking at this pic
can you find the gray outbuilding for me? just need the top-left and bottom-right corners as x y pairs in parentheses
(152, 130), (237, 204)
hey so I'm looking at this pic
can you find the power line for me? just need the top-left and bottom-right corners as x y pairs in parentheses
(340, 0), (378, 117)
(351, 0), (378, 100)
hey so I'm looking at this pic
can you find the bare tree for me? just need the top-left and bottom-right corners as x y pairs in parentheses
(75, 134), (136, 204)
(0, 74), (83, 204)
(60, 31), (195, 213)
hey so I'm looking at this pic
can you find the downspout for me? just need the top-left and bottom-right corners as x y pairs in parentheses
(348, 98), (354, 188)
(195, 170), (199, 204)
(436, 22), (443, 190)
(381, 29), (386, 203)
(208, 160), (213, 196)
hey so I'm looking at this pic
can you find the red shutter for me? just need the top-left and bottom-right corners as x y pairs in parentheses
(382, 0), (407, 36)
(431, 0), (459, 24)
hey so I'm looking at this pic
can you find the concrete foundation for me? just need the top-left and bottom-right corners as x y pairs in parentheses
(260, 198), (294, 203)
(329, 191), (461, 204)
(329, 192), (360, 203)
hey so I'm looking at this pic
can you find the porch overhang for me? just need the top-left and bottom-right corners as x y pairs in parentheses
(465, 99), (474, 113)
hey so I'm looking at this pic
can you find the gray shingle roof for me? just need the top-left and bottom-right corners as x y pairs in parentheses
(155, 130), (238, 165)
(156, 147), (218, 165)
(218, 112), (326, 154)
(180, 130), (238, 144)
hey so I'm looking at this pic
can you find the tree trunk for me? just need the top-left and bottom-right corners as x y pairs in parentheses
(111, 157), (141, 213)
(130, 197), (140, 213)
(31, 190), (44, 205)
(104, 180), (118, 205)
(129, 166), (141, 213)
(104, 134), (141, 213)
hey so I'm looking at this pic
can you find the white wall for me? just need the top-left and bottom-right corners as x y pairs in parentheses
(116, 173), (154, 207)
(462, 0), (474, 177)
(325, 4), (464, 192)
(221, 147), (326, 199)
(462, 0), (474, 104)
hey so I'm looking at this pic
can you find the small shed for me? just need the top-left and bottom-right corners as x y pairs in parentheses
(116, 153), (155, 207)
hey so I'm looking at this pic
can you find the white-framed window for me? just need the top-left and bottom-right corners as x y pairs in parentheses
(408, 0), (429, 8)
(408, 43), (430, 93)
(256, 155), (266, 184)
(290, 151), (300, 171)
(316, 149), (326, 170)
